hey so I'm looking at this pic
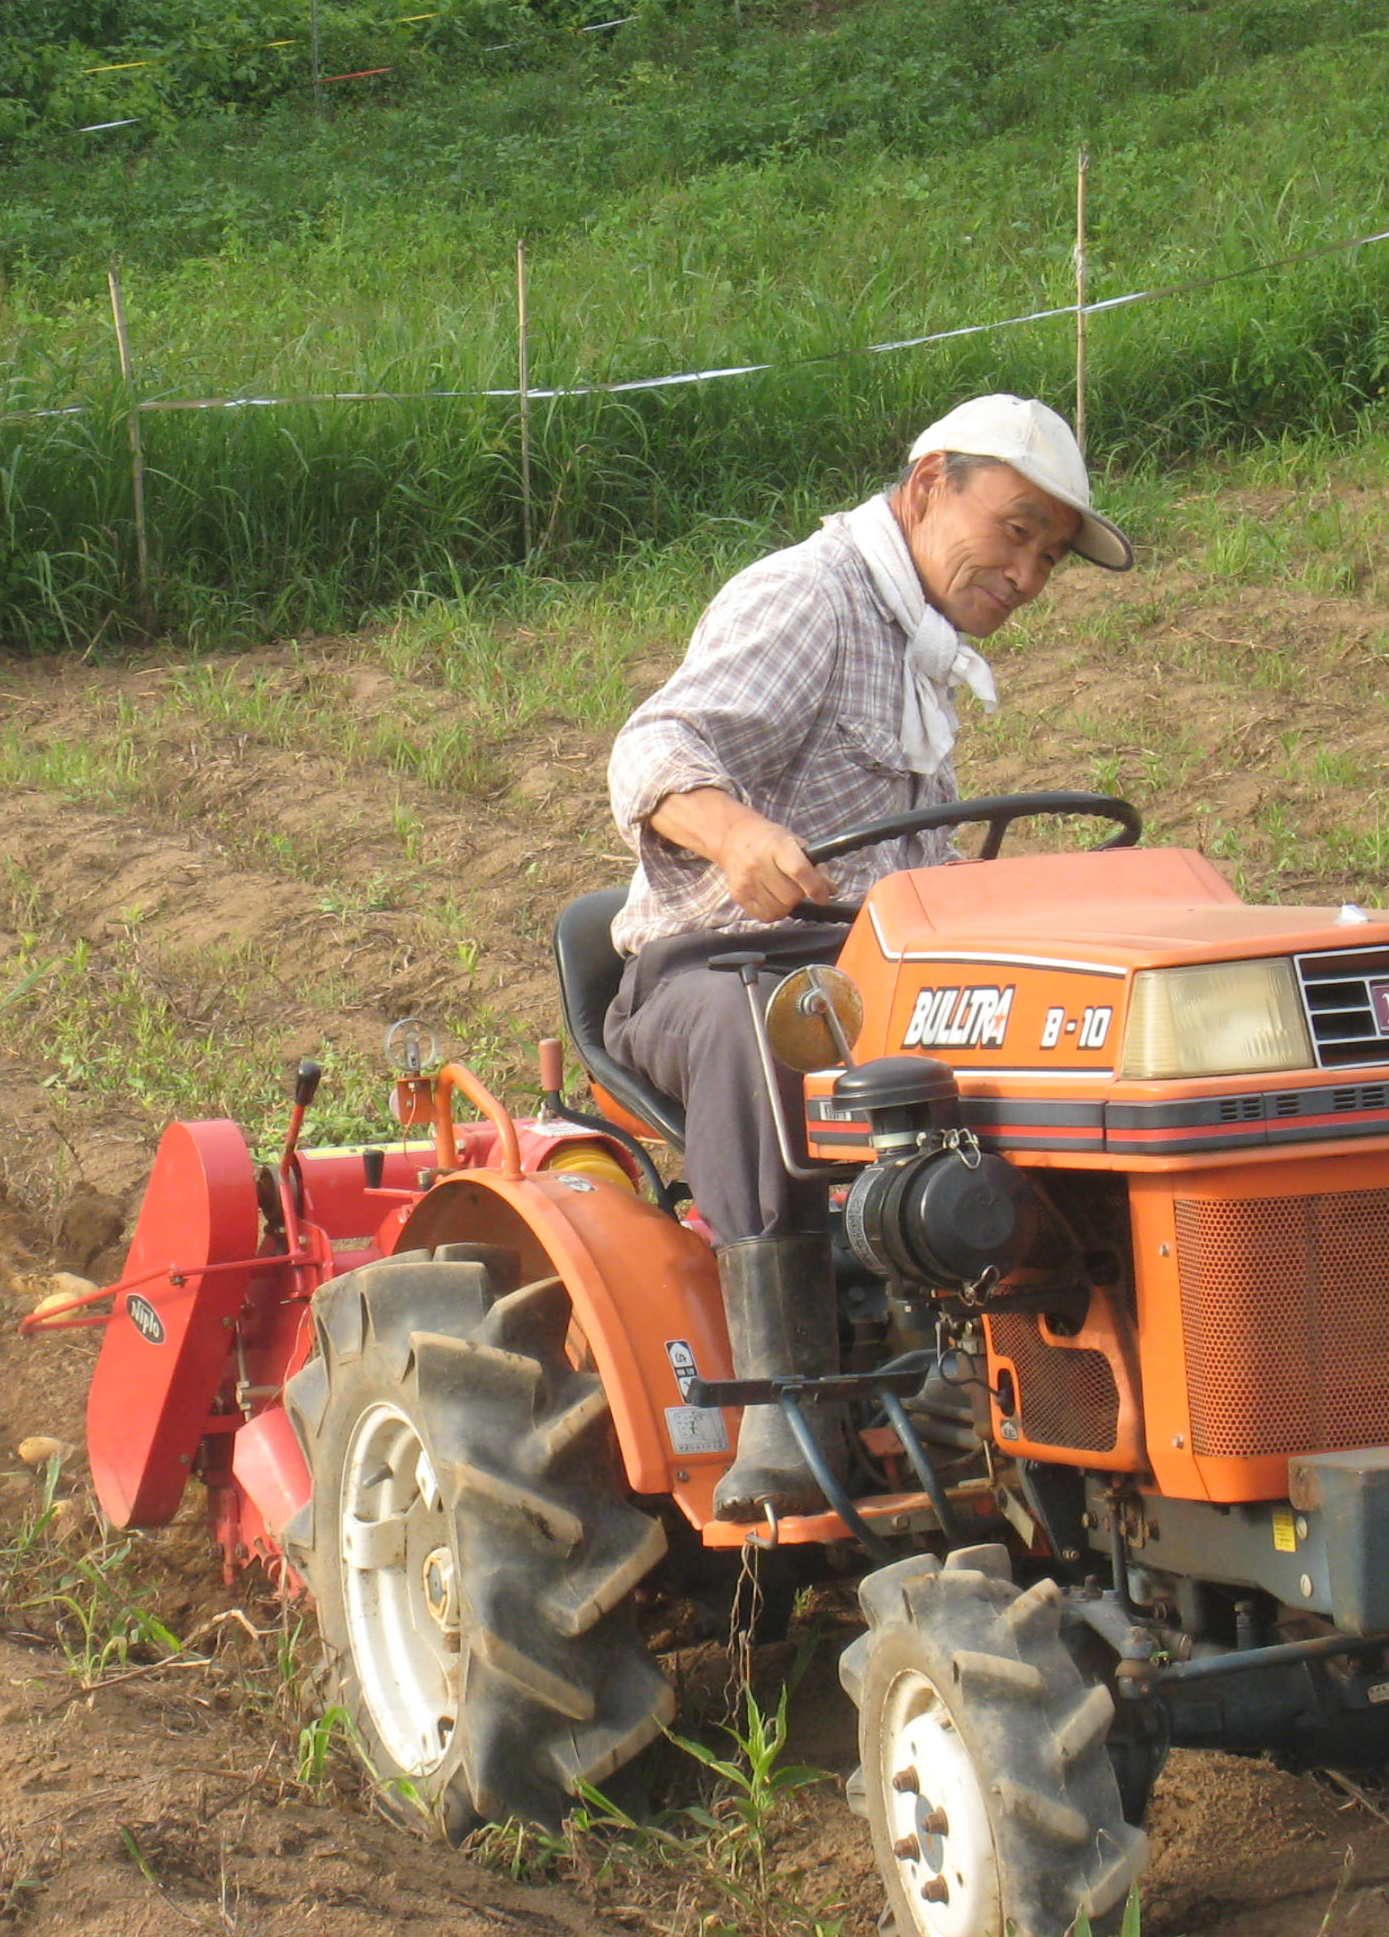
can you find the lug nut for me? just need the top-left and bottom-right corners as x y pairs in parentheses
(922, 1807), (949, 1836)
(920, 1877), (950, 1904)
(892, 1835), (921, 1861)
(891, 1765), (920, 1793)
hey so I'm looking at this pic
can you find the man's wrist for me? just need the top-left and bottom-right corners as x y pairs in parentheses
(648, 786), (750, 865)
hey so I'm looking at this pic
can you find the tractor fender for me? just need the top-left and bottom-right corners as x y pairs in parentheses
(394, 1169), (733, 1517)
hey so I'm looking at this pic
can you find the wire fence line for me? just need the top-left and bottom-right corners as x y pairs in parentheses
(5, 219), (1388, 432)
(57, 9), (636, 135)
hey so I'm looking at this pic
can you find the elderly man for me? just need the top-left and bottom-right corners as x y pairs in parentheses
(605, 394), (1133, 1519)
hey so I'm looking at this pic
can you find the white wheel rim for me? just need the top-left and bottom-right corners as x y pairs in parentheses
(340, 1401), (459, 1777)
(879, 1667), (1003, 1937)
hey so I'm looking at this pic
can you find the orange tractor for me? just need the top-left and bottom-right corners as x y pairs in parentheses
(27, 792), (1389, 1937)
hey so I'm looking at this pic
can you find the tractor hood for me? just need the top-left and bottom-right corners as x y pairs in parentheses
(811, 845), (1389, 1168)
(863, 847), (1388, 969)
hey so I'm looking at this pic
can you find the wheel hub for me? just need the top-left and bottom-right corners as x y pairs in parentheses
(339, 1402), (459, 1779)
(881, 1670), (1001, 1937)
(422, 1545), (459, 1633)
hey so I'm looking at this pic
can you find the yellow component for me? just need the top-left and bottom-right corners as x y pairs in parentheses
(1271, 1507), (1298, 1554)
(542, 1142), (635, 1192)
(1121, 959), (1312, 1080)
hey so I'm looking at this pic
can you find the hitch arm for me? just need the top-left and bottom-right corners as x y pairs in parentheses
(686, 1367), (961, 1559)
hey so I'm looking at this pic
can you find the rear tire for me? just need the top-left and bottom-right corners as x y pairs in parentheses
(840, 1546), (1148, 1937)
(283, 1247), (673, 1837)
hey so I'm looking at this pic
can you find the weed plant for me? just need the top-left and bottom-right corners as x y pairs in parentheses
(3, 2), (1389, 645)
(467, 1678), (843, 1937)
(0, 876), (386, 1152)
(0, 1457), (181, 1685)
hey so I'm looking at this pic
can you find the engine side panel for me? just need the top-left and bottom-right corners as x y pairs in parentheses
(984, 1286), (1145, 1472)
(1131, 1148), (1389, 1502)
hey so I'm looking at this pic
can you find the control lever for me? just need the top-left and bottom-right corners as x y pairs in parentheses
(708, 954), (850, 1183)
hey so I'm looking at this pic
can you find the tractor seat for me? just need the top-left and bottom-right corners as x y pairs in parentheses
(552, 889), (687, 1151)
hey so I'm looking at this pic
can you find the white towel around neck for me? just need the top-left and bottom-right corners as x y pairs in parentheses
(831, 493), (998, 776)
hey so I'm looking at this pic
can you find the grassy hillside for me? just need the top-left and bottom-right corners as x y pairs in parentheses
(3, 0), (1388, 647)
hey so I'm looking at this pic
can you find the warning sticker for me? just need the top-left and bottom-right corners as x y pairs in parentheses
(1271, 1507), (1298, 1554)
(666, 1405), (730, 1456)
(665, 1338), (700, 1401)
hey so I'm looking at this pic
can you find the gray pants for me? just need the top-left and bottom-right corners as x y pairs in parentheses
(603, 923), (847, 1247)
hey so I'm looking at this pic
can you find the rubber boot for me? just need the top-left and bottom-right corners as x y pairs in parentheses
(712, 1233), (849, 1521)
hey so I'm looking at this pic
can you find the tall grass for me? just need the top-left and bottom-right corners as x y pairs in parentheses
(3, 1), (1389, 648)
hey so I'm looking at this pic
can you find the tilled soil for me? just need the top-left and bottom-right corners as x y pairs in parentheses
(3, 507), (1389, 1934)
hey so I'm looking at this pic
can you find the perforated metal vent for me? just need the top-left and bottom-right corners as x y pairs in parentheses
(1176, 1189), (1389, 1459)
(1297, 948), (1389, 1069)
(987, 1312), (1120, 1453)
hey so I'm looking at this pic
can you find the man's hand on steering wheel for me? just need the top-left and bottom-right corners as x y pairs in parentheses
(646, 785), (837, 924)
(715, 811), (837, 923)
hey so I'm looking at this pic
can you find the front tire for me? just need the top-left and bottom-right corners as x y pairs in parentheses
(283, 1247), (674, 1836)
(841, 1547), (1147, 1937)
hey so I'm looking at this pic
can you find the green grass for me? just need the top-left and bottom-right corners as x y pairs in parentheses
(0, 1455), (182, 1688)
(0, 863), (388, 1150)
(3, 1), (1389, 647)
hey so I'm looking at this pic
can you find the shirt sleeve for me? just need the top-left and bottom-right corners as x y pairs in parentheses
(607, 548), (843, 856)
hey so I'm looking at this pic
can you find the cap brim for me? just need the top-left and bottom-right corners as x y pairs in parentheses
(1002, 460), (1133, 571)
(1070, 506), (1134, 572)
(912, 434), (1135, 572)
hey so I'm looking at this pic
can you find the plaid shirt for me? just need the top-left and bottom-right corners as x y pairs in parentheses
(608, 518), (958, 953)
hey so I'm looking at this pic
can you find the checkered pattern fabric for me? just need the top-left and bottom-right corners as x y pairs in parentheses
(608, 517), (959, 953)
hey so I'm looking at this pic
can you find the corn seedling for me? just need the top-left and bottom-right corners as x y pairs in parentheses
(1070, 1887), (1143, 1936)
(1, 1464), (182, 1688)
(296, 1703), (362, 1791)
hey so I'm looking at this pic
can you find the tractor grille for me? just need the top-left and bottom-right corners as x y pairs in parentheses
(1175, 1189), (1389, 1458)
(987, 1312), (1120, 1452)
(1297, 947), (1389, 1069)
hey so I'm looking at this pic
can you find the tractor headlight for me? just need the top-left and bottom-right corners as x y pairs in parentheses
(1120, 960), (1312, 1080)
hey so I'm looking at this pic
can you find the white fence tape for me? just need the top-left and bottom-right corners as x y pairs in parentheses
(4, 223), (1389, 429)
(58, 11), (635, 134)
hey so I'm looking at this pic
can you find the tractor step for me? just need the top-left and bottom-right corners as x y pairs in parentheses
(684, 1368), (925, 1409)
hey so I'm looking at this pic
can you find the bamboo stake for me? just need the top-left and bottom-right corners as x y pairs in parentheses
(106, 260), (151, 613)
(517, 238), (533, 560)
(310, 0), (323, 117)
(1074, 146), (1089, 458)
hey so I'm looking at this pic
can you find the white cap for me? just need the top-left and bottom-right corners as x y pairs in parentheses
(908, 393), (1133, 571)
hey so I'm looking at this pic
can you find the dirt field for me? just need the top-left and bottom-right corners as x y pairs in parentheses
(2, 495), (1389, 1934)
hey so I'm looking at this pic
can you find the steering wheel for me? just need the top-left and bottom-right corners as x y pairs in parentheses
(793, 790), (1142, 922)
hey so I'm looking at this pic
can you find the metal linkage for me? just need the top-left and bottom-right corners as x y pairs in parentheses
(1147, 1629), (1389, 1687)
(686, 1366), (960, 1562)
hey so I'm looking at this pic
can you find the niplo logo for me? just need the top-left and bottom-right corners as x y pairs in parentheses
(126, 1294), (166, 1344)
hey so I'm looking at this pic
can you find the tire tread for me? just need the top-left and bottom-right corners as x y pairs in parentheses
(286, 1247), (670, 1836)
(847, 1551), (1145, 1936)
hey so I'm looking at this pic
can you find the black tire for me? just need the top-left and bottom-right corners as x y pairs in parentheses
(840, 1545), (1148, 1937)
(282, 1245), (674, 1837)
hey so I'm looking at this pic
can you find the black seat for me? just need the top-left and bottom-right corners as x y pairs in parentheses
(552, 889), (687, 1151)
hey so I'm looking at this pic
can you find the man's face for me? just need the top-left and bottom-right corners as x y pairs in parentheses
(897, 454), (1082, 638)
